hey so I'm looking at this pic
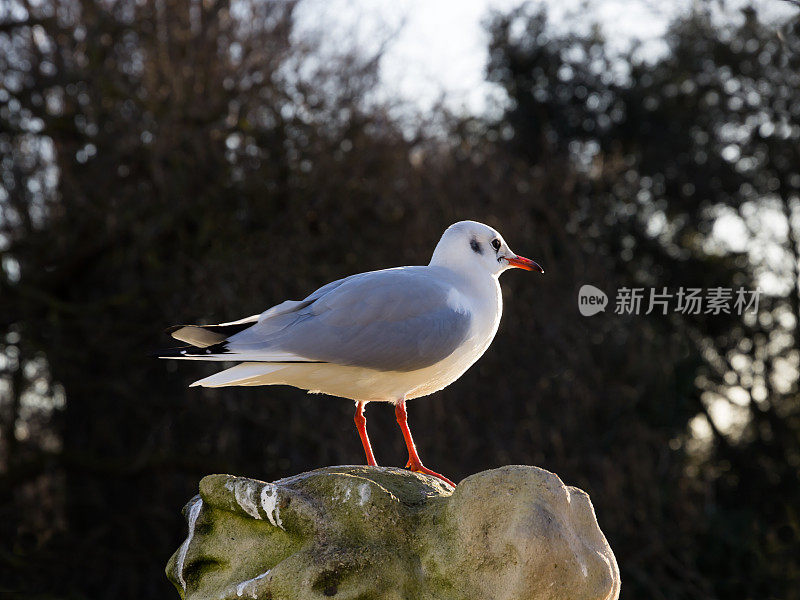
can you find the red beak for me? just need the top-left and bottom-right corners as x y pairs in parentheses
(505, 255), (544, 273)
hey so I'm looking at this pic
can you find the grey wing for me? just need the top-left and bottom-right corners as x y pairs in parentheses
(167, 275), (352, 348)
(226, 268), (473, 372)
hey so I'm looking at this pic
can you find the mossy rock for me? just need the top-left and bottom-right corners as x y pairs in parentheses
(166, 465), (620, 600)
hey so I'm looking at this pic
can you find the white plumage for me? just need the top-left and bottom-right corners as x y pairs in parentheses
(160, 220), (543, 485)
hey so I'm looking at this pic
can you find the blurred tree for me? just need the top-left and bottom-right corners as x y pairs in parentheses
(486, 3), (800, 598)
(1, 0), (798, 599)
(0, 0), (431, 596)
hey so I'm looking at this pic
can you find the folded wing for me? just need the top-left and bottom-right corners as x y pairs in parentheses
(165, 268), (473, 373)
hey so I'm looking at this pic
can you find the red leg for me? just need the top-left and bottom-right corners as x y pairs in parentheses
(354, 401), (378, 467)
(394, 399), (455, 487)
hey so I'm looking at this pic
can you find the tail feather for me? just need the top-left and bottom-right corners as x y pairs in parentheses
(157, 346), (324, 362)
(167, 316), (258, 348)
(190, 362), (286, 387)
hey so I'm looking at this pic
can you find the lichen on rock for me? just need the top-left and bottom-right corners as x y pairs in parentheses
(166, 465), (620, 600)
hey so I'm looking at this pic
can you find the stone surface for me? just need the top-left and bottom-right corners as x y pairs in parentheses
(166, 465), (620, 600)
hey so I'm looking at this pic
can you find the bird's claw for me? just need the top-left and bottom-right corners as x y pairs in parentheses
(406, 461), (456, 487)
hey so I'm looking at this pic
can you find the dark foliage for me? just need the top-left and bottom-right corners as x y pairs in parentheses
(1, 1), (798, 599)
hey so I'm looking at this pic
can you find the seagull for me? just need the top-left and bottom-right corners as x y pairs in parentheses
(160, 221), (543, 486)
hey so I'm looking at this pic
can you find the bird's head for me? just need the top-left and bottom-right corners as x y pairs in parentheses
(429, 220), (544, 278)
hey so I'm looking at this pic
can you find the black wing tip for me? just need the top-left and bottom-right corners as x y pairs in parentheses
(152, 342), (231, 358)
(150, 345), (189, 358)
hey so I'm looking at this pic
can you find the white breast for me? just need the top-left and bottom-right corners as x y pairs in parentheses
(404, 273), (502, 399)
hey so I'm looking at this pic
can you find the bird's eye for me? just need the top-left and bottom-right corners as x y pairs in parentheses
(491, 239), (501, 251)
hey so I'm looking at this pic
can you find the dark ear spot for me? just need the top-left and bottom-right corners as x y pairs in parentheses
(470, 238), (482, 254)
